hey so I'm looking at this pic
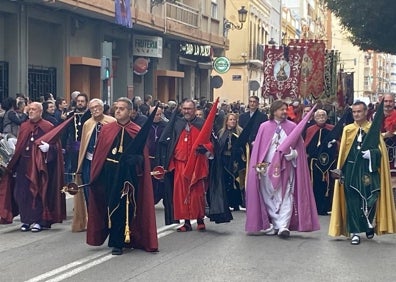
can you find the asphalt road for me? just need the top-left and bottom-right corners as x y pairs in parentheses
(1, 197), (396, 282)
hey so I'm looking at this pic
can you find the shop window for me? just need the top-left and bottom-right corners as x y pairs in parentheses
(28, 65), (57, 102)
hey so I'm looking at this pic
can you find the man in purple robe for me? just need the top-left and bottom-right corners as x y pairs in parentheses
(245, 100), (319, 238)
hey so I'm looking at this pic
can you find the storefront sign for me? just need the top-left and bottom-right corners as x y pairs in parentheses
(213, 57), (230, 74)
(180, 43), (212, 57)
(133, 57), (149, 75)
(133, 35), (163, 58)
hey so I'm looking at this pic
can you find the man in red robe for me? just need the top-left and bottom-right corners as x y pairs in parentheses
(161, 99), (213, 232)
(381, 93), (396, 189)
(87, 97), (158, 255)
(0, 102), (66, 231)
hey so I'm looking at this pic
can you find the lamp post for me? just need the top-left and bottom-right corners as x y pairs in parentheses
(268, 38), (276, 45)
(224, 6), (248, 31)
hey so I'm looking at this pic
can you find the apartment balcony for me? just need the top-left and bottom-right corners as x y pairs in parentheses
(165, 1), (199, 28)
(33, 0), (226, 48)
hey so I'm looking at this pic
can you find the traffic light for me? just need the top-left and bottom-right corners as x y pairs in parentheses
(100, 56), (111, 80)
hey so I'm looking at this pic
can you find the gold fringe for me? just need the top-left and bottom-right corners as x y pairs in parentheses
(108, 207), (111, 229)
(124, 192), (130, 243)
(118, 127), (124, 153)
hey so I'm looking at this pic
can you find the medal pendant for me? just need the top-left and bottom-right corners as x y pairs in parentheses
(30, 137), (34, 142)
(184, 137), (187, 142)
(78, 122), (81, 126)
(112, 147), (117, 155)
(25, 146), (29, 151)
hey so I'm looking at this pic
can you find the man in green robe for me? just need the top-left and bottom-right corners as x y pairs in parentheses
(329, 101), (396, 245)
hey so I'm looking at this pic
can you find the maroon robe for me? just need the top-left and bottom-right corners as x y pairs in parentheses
(87, 121), (158, 252)
(0, 118), (66, 224)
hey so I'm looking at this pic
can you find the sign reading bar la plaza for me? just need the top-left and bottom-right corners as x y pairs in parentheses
(133, 35), (163, 58)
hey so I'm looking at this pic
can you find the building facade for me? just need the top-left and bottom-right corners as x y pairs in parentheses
(0, 0), (227, 104)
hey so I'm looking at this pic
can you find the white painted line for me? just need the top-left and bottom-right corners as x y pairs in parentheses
(44, 255), (113, 282)
(25, 222), (186, 282)
(25, 251), (108, 282)
(158, 230), (174, 238)
(156, 223), (179, 234)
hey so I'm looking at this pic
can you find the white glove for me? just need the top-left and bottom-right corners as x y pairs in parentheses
(362, 150), (371, 160)
(327, 139), (336, 148)
(7, 138), (17, 151)
(38, 141), (50, 153)
(284, 147), (298, 161)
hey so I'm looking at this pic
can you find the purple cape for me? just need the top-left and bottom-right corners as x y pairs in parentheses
(245, 119), (320, 232)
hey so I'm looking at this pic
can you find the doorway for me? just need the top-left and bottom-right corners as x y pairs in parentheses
(65, 57), (101, 102)
(155, 70), (184, 103)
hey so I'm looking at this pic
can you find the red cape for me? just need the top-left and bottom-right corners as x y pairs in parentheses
(87, 121), (158, 252)
(383, 110), (396, 132)
(304, 123), (334, 147)
(184, 97), (218, 188)
(0, 118), (66, 224)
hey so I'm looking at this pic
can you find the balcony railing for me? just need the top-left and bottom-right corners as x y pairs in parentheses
(165, 1), (199, 28)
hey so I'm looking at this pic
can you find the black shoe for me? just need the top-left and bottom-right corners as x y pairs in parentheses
(20, 224), (31, 232)
(112, 247), (123, 255)
(366, 228), (375, 239)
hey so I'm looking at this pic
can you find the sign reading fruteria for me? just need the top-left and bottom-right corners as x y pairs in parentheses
(213, 57), (230, 74)
(133, 35), (163, 58)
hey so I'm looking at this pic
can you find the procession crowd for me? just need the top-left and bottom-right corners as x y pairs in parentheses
(0, 91), (395, 255)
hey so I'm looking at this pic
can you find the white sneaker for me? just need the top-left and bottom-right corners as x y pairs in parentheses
(263, 224), (277, 236)
(31, 223), (42, 232)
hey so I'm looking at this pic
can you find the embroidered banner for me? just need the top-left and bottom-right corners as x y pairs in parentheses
(288, 39), (326, 99)
(262, 45), (304, 100)
(115, 0), (132, 28)
(324, 50), (338, 99)
(336, 71), (354, 107)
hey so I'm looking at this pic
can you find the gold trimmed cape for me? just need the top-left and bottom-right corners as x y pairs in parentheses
(329, 121), (396, 236)
(71, 114), (116, 232)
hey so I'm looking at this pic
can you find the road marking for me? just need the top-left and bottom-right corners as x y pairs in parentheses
(25, 252), (109, 282)
(44, 255), (113, 282)
(25, 222), (188, 282)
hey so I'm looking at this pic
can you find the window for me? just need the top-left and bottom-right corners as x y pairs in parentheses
(211, 0), (218, 19)
(28, 65), (57, 102)
(0, 61), (8, 102)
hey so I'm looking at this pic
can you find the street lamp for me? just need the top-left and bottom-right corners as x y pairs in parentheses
(268, 38), (276, 45)
(224, 6), (248, 31)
